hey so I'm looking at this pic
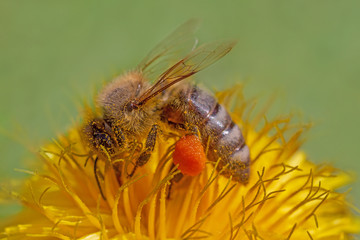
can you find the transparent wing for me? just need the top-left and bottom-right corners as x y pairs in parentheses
(138, 19), (201, 80)
(136, 40), (237, 105)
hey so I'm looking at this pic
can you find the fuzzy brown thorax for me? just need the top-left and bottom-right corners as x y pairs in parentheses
(97, 71), (158, 138)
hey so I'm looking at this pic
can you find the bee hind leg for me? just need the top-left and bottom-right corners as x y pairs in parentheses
(167, 166), (183, 199)
(128, 124), (159, 177)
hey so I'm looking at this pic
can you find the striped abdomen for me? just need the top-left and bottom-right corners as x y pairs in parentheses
(163, 85), (250, 183)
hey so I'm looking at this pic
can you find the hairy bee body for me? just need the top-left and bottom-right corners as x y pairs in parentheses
(83, 20), (250, 194)
(162, 83), (250, 183)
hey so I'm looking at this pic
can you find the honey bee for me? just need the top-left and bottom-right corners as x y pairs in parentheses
(83, 19), (250, 197)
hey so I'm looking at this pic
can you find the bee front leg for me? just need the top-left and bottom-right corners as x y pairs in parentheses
(128, 124), (159, 177)
(94, 156), (107, 200)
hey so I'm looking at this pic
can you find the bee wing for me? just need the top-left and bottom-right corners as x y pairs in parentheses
(136, 40), (237, 105)
(138, 19), (201, 80)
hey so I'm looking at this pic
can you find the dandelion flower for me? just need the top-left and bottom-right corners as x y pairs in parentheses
(1, 85), (359, 240)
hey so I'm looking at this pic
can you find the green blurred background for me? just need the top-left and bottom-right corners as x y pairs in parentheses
(1, 0), (359, 217)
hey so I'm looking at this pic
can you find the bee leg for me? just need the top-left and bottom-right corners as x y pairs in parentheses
(167, 121), (200, 137)
(128, 124), (159, 177)
(167, 168), (183, 199)
(94, 156), (107, 200)
(186, 124), (201, 138)
(112, 161), (123, 186)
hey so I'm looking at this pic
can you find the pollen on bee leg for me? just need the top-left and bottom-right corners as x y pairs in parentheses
(172, 134), (206, 176)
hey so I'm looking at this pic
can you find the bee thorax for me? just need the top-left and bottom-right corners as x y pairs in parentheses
(121, 108), (157, 137)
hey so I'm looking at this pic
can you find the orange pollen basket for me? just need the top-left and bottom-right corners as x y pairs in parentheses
(172, 134), (207, 176)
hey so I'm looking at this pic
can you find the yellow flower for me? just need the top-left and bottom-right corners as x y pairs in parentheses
(1, 85), (359, 240)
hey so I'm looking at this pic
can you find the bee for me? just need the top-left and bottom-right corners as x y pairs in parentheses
(83, 19), (250, 197)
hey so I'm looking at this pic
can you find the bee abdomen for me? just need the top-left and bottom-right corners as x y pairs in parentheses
(216, 122), (245, 152)
(216, 122), (250, 183)
(187, 86), (250, 183)
(188, 86), (234, 142)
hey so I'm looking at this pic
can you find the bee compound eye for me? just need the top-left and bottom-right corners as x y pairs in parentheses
(94, 132), (115, 154)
